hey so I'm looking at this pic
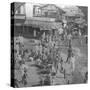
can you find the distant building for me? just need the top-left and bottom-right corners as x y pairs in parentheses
(63, 6), (84, 23)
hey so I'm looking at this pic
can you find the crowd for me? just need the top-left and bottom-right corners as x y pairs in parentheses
(13, 23), (88, 87)
(13, 33), (75, 87)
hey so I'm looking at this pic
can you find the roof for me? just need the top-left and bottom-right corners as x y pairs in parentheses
(75, 18), (85, 24)
(40, 4), (65, 14)
(63, 6), (84, 17)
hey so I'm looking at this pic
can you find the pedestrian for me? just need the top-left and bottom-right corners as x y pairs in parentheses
(66, 40), (72, 63)
(84, 71), (88, 83)
(21, 67), (28, 86)
(60, 57), (64, 73)
(70, 53), (76, 72)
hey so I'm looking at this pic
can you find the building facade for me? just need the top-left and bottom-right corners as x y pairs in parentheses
(11, 2), (65, 39)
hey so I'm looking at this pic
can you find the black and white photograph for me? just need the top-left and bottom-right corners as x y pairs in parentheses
(11, 2), (88, 88)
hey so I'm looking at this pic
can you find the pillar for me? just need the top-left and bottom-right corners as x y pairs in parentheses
(34, 29), (36, 37)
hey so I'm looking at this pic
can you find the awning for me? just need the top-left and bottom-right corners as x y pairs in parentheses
(24, 19), (62, 30)
(75, 18), (85, 24)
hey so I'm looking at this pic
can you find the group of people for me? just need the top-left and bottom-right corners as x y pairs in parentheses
(14, 32), (77, 86)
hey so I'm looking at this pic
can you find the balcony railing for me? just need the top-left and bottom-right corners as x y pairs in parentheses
(14, 14), (26, 19)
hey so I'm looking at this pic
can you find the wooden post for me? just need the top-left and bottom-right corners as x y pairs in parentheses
(34, 29), (36, 37)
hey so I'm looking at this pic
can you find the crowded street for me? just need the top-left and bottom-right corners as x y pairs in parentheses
(13, 34), (88, 87)
(11, 2), (88, 87)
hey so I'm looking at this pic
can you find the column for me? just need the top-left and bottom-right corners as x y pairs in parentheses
(34, 29), (36, 37)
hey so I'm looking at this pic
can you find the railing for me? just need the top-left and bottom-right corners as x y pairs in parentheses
(14, 14), (26, 19)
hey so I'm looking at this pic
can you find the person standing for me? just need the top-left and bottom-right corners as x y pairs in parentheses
(66, 40), (72, 63)
(21, 67), (28, 86)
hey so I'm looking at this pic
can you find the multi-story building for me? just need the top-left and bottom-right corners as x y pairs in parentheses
(11, 2), (65, 39)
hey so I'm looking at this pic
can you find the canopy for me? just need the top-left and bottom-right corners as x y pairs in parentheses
(24, 19), (62, 30)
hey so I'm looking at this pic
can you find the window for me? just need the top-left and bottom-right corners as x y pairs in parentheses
(15, 5), (25, 15)
(33, 5), (42, 16)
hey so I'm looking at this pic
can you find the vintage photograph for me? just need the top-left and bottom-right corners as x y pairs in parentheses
(11, 2), (88, 87)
